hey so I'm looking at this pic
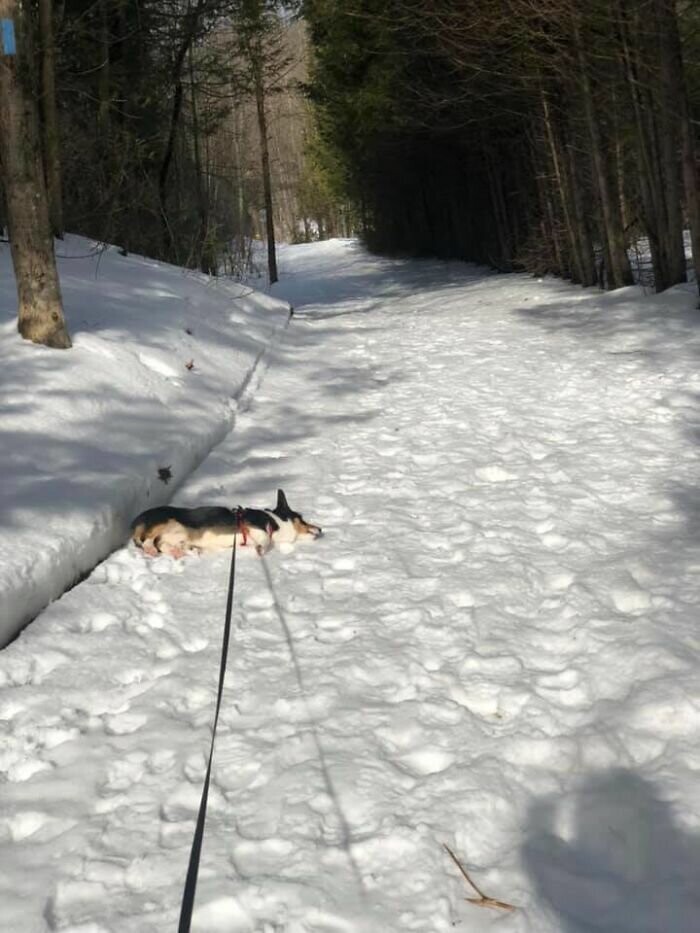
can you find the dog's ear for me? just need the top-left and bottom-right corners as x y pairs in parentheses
(276, 489), (290, 515)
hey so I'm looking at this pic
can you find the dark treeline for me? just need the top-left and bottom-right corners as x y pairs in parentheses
(304, 0), (700, 294)
(53, 0), (298, 271)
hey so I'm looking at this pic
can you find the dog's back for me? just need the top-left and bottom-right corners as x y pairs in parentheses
(131, 506), (236, 533)
(130, 505), (236, 551)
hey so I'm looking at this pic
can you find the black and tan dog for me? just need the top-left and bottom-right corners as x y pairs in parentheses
(130, 489), (322, 558)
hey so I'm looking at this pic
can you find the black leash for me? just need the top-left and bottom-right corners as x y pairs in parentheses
(178, 510), (240, 933)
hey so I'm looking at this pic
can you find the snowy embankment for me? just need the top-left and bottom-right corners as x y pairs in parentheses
(0, 237), (290, 645)
(3, 239), (700, 932)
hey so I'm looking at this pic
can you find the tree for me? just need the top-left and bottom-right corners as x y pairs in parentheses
(656, 0), (700, 298)
(303, 0), (700, 293)
(157, 0), (211, 258)
(0, 0), (71, 348)
(38, 0), (63, 236)
(230, 0), (293, 284)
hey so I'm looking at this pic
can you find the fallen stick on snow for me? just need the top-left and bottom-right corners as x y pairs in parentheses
(443, 843), (516, 913)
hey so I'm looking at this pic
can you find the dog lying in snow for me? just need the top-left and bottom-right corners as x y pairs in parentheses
(130, 489), (322, 558)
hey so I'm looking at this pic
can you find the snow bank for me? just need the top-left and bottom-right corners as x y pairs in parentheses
(0, 237), (289, 645)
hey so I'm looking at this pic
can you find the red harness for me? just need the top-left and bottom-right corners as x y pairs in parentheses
(234, 508), (274, 549)
(235, 507), (248, 547)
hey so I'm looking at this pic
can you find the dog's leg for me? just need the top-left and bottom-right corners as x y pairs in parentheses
(159, 540), (189, 559)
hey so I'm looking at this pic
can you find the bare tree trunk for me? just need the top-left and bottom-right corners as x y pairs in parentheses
(97, 0), (110, 137)
(654, 0), (687, 286)
(253, 59), (278, 284)
(618, 0), (667, 288)
(541, 91), (580, 282)
(565, 131), (598, 287)
(230, 96), (250, 260)
(0, 0), (71, 348)
(657, 0), (700, 297)
(572, 14), (633, 289)
(485, 146), (512, 269)
(158, 0), (207, 255)
(188, 45), (214, 274)
(38, 0), (63, 236)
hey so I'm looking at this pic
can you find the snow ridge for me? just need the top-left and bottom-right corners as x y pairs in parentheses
(0, 237), (290, 645)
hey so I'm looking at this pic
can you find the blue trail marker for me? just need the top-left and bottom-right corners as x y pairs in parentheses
(1, 18), (17, 56)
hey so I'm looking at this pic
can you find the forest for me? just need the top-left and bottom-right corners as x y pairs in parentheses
(305, 0), (700, 293)
(1, 0), (699, 349)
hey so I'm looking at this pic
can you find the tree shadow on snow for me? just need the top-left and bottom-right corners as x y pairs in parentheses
(515, 290), (700, 563)
(514, 289), (700, 370)
(523, 768), (700, 932)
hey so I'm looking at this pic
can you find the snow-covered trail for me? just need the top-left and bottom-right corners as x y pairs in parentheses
(3, 240), (700, 932)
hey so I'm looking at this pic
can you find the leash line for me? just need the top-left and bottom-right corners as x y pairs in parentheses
(178, 513), (239, 933)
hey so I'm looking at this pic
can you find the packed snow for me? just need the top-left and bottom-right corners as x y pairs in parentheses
(2, 239), (700, 932)
(0, 237), (290, 645)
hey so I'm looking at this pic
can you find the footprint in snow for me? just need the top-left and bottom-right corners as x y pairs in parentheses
(314, 615), (357, 644)
(535, 668), (590, 708)
(273, 693), (334, 723)
(322, 576), (355, 596)
(609, 586), (651, 614)
(332, 556), (357, 572)
(188, 896), (254, 933)
(88, 611), (121, 632)
(475, 464), (518, 482)
(102, 711), (148, 736)
(97, 753), (147, 796)
(46, 879), (111, 931)
(230, 837), (295, 876)
(0, 650), (70, 687)
(396, 746), (455, 776)
(165, 685), (213, 719)
(1, 810), (75, 842)
(161, 779), (224, 822)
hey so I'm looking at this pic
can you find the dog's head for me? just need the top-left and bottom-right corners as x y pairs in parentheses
(273, 489), (322, 540)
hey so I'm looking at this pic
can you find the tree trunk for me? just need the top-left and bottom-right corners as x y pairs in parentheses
(658, 0), (700, 297)
(541, 91), (580, 282)
(38, 0), (63, 236)
(254, 58), (278, 284)
(0, 0), (71, 348)
(654, 0), (687, 286)
(157, 0), (207, 255)
(565, 133), (598, 287)
(618, 0), (668, 289)
(188, 45), (214, 274)
(485, 146), (512, 269)
(572, 14), (633, 289)
(97, 0), (110, 137)
(231, 96), (250, 265)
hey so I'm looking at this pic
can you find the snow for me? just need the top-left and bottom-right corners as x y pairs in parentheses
(0, 237), (290, 645)
(2, 238), (700, 931)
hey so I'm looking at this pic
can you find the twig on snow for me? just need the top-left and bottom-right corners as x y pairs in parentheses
(443, 843), (516, 913)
